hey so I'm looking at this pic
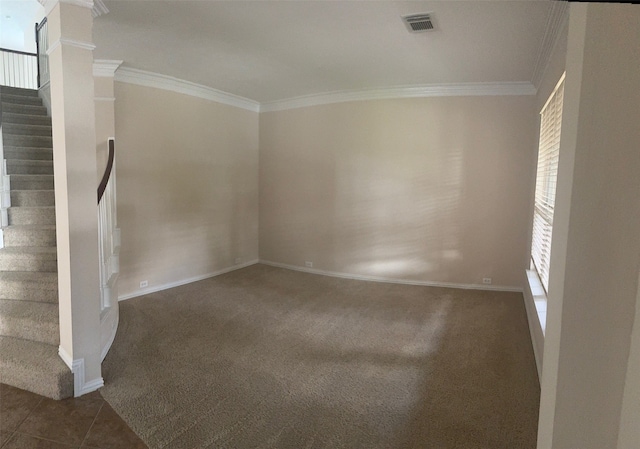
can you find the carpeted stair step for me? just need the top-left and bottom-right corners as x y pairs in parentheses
(2, 225), (57, 247)
(0, 336), (73, 400)
(0, 93), (43, 106)
(7, 175), (54, 190)
(0, 102), (47, 116)
(3, 146), (53, 161)
(1, 112), (51, 126)
(8, 206), (55, 226)
(0, 247), (57, 272)
(6, 160), (54, 175)
(0, 271), (58, 302)
(0, 299), (59, 345)
(0, 85), (39, 97)
(2, 134), (52, 148)
(2, 123), (52, 137)
(10, 190), (55, 207)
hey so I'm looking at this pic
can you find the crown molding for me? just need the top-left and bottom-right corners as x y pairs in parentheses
(259, 82), (537, 112)
(39, 0), (94, 16)
(47, 37), (95, 55)
(531, 1), (569, 89)
(93, 59), (123, 77)
(114, 67), (260, 113)
(92, 0), (108, 18)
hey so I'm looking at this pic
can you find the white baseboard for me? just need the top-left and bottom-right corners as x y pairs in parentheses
(259, 260), (524, 292)
(58, 346), (104, 397)
(118, 260), (260, 301)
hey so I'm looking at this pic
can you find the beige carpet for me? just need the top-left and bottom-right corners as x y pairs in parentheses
(101, 264), (539, 449)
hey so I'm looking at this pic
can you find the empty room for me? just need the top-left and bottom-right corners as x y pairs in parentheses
(0, 1), (639, 448)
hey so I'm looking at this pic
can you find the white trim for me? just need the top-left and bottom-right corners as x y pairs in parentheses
(524, 269), (547, 380)
(93, 59), (123, 78)
(531, 1), (569, 88)
(92, 0), (108, 18)
(94, 96), (115, 102)
(114, 67), (260, 113)
(78, 377), (104, 396)
(118, 260), (260, 301)
(100, 308), (119, 361)
(47, 38), (96, 56)
(40, 0), (94, 16)
(58, 346), (104, 396)
(260, 260), (524, 292)
(259, 82), (537, 112)
(58, 345), (73, 370)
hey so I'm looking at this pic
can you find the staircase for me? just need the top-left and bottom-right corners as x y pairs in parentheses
(0, 85), (74, 399)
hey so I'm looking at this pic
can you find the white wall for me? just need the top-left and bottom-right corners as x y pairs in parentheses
(537, 4), (640, 448)
(260, 96), (536, 289)
(114, 82), (259, 298)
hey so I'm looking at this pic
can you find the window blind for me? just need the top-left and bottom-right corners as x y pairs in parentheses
(532, 73), (565, 292)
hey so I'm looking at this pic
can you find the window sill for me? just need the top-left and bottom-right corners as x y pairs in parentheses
(526, 269), (547, 336)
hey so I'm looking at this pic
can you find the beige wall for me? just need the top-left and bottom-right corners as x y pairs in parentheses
(260, 96), (536, 288)
(114, 82), (259, 297)
(537, 4), (640, 448)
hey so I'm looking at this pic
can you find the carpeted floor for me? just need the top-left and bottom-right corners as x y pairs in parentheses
(101, 264), (540, 449)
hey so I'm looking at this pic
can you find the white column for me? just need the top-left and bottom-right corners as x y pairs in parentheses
(537, 3), (640, 448)
(45, 0), (102, 396)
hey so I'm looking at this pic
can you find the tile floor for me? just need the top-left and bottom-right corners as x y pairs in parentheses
(0, 383), (147, 449)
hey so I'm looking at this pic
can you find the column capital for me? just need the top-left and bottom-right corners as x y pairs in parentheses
(39, 0), (108, 18)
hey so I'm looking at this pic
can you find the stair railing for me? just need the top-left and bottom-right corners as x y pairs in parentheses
(97, 138), (120, 311)
(0, 47), (38, 89)
(35, 18), (49, 88)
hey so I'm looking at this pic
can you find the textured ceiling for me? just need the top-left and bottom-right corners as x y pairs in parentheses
(93, 1), (553, 103)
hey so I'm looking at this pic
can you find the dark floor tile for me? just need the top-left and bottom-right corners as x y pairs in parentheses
(16, 392), (104, 446)
(81, 402), (147, 449)
(2, 432), (79, 448)
(0, 384), (42, 432)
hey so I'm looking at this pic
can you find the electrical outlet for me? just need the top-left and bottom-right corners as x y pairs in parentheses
(235, 257), (241, 264)
(482, 278), (492, 285)
(305, 261), (313, 268)
(140, 280), (148, 288)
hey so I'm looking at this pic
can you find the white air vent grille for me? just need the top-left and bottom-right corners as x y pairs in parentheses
(402, 13), (436, 33)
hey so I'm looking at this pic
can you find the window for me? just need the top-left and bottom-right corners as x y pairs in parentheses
(531, 73), (565, 292)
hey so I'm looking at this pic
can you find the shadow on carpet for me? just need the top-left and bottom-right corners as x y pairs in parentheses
(101, 264), (539, 449)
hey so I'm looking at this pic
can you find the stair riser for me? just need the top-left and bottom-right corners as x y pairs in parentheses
(10, 191), (55, 207)
(2, 135), (53, 148)
(2, 123), (52, 136)
(0, 257), (57, 272)
(3, 148), (53, 161)
(0, 336), (74, 400)
(0, 301), (59, 346)
(2, 228), (57, 247)
(0, 86), (40, 97)
(1, 94), (43, 106)
(9, 177), (54, 190)
(1, 103), (47, 116)
(0, 281), (58, 302)
(1, 113), (51, 126)
(6, 162), (54, 175)
(8, 208), (56, 226)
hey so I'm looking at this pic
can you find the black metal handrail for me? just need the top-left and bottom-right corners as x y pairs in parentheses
(98, 139), (115, 204)
(35, 17), (48, 88)
(0, 47), (36, 57)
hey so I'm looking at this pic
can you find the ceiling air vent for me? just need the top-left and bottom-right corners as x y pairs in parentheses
(402, 13), (436, 33)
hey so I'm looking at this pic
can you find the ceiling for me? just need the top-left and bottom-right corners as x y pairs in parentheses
(92, 1), (554, 104)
